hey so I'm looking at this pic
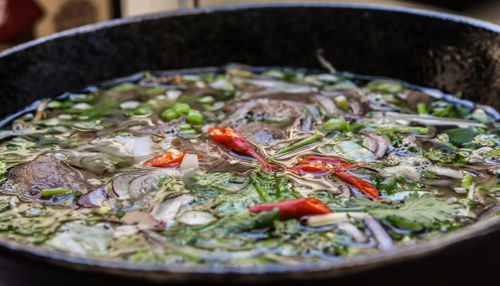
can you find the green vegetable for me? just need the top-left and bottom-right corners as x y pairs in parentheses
(334, 95), (349, 112)
(385, 216), (424, 232)
(41, 188), (74, 197)
(374, 126), (430, 134)
(179, 129), (197, 136)
(172, 102), (190, 116)
(262, 116), (294, 126)
(322, 118), (351, 132)
(358, 193), (459, 227)
(187, 109), (204, 125)
(461, 174), (475, 188)
(116, 209), (126, 219)
(366, 80), (403, 93)
(417, 103), (428, 115)
(161, 109), (177, 121)
(444, 127), (480, 146)
(272, 133), (324, 158)
(47, 101), (61, 108)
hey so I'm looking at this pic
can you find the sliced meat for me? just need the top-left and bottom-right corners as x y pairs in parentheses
(223, 98), (305, 120)
(236, 122), (286, 145)
(6, 155), (94, 200)
(403, 91), (433, 111)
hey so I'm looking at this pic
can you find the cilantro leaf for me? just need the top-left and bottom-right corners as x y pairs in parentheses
(367, 193), (459, 226)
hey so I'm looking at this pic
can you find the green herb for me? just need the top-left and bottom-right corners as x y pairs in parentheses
(374, 126), (430, 134)
(322, 118), (351, 132)
(445, 127), (480, 146)
(362, 193), (459, 227)
(366, 80), (403, 93)
(116, 209), (126, 219)
(461, 174), (475, 188)
(423, 149), (456, 164)
(422, 170), (438, 179)
(41, 188), (74, 197)
(271, 133), (323, 158)
(417, 103), (428, 115)
(187, 109), (204, 125)
(334, 95), (349, 112)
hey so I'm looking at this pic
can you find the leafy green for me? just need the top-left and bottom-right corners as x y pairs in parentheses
(374, 175), (422, 194)
(445, 127), (481, 146)
(249, 172), (299, 202)
(367, 193), (459, 227)
(423, 149), (457, 164)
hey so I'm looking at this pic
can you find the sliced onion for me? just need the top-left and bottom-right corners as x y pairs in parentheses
(180, 154), (200, 173)
(151, 194), (193, 227)
(111, 173), (137, 199)
(307, 212), (368, 227)
(363, 133), (390, 159)
(177, 211), (216, 226)
(112, 170), (177, 200)
(364, 215), (395, 251)
(427, 166), (463, 179)
(77, 187), (108, 208)
(338, 222), (367, 243)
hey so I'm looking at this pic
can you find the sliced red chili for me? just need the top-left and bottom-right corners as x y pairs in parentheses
(333, 170), (381, 201)
(143, 149), (202, 168)
(249, 197), (333, 220)
(208, 126), (277, 170)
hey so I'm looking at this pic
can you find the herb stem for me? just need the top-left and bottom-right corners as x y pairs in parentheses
(272, 133), (324, 158)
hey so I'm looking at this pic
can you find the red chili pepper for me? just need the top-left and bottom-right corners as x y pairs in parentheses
(290, 155), (379, 201)
(285, 161), (332, 176)
(285, 161), (367, 176)
(298, 155), (351, 165)
(333, 170), (381, 201)
(208, 127), (277, 169)
(249, 197), (333, 220)
(143, 149), (202, 167)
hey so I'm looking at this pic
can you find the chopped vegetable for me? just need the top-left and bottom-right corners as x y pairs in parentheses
(272, 133), (324, 158)
(144, 150), (202, 168)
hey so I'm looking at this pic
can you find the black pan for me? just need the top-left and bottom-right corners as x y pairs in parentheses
(0, 4), (499, 286)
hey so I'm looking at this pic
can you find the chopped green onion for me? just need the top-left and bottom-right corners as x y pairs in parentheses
(198, 96), (215, 104)
(272, 133), (324, 158)
(161, 109), (177, 121)
(47, 101), (61, 108)
(322, 118), (351, 131)
(187, 109), (204, 125)
(334, 95), (349, 112)
(417, 103), (428, 115)
(179, 124), (192, 131)
(41, 188), (74, 197)
(461, 174), (475, 188)
(375, 126), (430, 134)
(179, 129), (197, 136)
(172, 102), (191, 116)
(263, 116), (293, 126)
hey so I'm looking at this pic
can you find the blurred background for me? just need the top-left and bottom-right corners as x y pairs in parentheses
(1, 0), (499, 51)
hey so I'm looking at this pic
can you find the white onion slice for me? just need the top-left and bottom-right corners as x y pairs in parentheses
(338, 222), (367, 243)
(151, 195), (193, 227)
(180, 154), (199, 173)
(177, 211), (216, 226)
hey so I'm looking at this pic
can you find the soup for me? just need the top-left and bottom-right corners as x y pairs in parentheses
(1, 66), (499, 267)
